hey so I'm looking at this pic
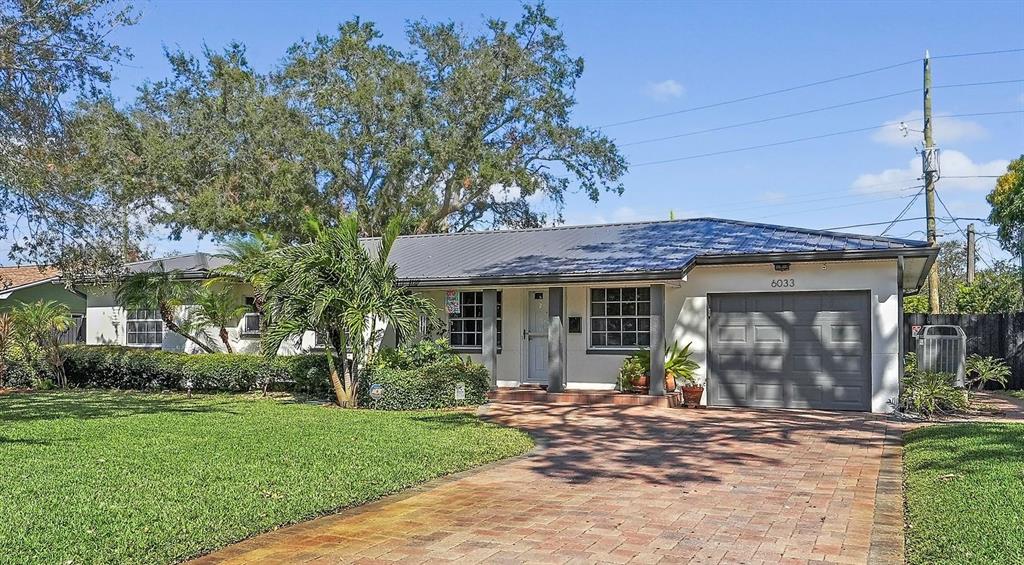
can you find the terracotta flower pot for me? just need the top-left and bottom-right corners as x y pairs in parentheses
(681, 385), (704, 408)
(629, 374), (649, 393)
(664, 372), (677, 392)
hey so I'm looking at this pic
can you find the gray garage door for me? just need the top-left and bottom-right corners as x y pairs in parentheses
(708, 291), (871, 411)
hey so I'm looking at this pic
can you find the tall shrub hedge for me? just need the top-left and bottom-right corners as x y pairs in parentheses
(63, 346), (332, 395)
(357, 340), (490, 410)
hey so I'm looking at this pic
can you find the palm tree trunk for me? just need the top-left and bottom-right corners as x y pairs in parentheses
(324, 349), (347, 407)
(159, 302), (214, 353)
(218, 326), (233, 353)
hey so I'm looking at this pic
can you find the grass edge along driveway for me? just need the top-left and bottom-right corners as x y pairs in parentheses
(0, 391), (533, 564)
(903, 423), (1024, 565)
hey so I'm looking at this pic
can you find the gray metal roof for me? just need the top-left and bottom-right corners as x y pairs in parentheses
(123, 253), (230, 277)
(127, 218), (934, 287)
(378, 218), (933, 285)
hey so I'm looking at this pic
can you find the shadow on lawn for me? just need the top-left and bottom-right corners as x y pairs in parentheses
(411, 412), (494, 430)
(0, 390), (239, 423)
(906, 423), (1024, 474)
(482, 401), (888, 486)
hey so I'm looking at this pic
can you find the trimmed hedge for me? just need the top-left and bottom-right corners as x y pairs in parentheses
(357, 361), (489, 410)
(63, 346), (332, 395)
(357, 340), (490, 410)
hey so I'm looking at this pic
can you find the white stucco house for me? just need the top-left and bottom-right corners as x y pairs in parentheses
(76, 218), (937, 413)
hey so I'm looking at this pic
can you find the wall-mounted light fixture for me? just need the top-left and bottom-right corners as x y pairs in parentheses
(773, 262), (791, 272)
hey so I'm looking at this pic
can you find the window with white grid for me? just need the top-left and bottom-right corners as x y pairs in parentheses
(590, 287), (650, 348)
(126, 309), (164, 346)
(448, 291), (502, 350)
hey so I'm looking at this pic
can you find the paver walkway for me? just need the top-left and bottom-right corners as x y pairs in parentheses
(193, 402), (899, 564)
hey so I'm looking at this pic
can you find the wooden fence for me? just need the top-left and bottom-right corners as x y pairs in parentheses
(904, 313), (1024, 389)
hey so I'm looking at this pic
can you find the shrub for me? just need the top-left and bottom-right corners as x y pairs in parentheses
(3, 343), (52, 388)
(359, 341), (489, 410)
(63, 346), (332, 394)
(964, 354), (1010, 391)
(900, 371), (969, 417)
(904, 352), (918, 375)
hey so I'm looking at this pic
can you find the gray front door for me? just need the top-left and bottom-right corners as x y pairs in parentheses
(708, 291), (871, 411)
(526, 290), (548, 382)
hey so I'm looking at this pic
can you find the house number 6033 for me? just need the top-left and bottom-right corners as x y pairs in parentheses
(771, 278), (796, 288)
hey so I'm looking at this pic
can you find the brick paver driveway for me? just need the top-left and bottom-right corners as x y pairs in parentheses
(194, 402), (900, 564)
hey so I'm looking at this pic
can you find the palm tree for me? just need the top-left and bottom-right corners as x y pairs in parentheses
(192, 284), (248, 353)
(13, 301), (73, 387)
(212, 233), (279, 319)
(115, 266), (215, 353)
(262, 215), (433, 407)
(0, 313), (13, 387)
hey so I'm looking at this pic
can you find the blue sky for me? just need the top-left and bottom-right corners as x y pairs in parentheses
(6, 0), (1023, 265)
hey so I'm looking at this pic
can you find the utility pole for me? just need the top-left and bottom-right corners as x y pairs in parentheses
(923, 50), (941, 313)
(966, 223), (976, 284)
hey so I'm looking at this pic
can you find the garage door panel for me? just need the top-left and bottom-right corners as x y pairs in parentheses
(791, 384), (825, 404)
(717, 325), (747, 343)
(753, 325), (784, 343)
(752, 353), (785, 372)
(709, 291), (870, 411)
(753, 383), (784, 403)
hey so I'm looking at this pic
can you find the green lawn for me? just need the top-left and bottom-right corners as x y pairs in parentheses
(904, 423), (1024, 564)
(1004, 390), (1024, 401)
(0, 391), (533, 564)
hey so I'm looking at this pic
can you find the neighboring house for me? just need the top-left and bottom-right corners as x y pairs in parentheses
(0, 265), (87, 343)
(76, 218), (937, 413)
(78, 254), (296, 355)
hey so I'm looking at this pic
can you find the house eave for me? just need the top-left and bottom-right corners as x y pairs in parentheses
(399, 247), (937, 288)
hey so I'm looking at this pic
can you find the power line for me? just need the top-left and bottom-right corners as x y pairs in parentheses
(935, 190), (994, 269)
(881, 186), (926, 235)
(943, 175), (1002, 179)
(826, 217), (929, 231)
(630, 110), (1024, 167)
(597, 58), (920, 128)
(620, 79), (1023, 148)
(931, 48), (1024, 59)
(752, 191), (920, 220)
(619, 89), (918, 147)
(599, 48), (1023, 129)
(696, 183), (921, 216)
(936, 78), (1024, 89)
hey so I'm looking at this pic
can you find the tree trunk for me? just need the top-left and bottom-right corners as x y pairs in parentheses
(159, 302), (214, 353)
(219, 326), (233, 353)
(324, 350), (347, 407)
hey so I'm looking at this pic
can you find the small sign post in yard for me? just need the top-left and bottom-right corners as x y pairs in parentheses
(369, 384), (384, 401)
(454, 382), (465, 401)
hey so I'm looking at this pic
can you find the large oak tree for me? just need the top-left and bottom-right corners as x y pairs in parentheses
(74, 4), (626, 240)
(1, 0), (139, 278)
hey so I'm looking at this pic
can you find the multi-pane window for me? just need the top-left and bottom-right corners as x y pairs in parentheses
(126, 309), (164, 346)
(449, 291), (502, 350)
(241, 297), (260, 336)
(590, 287), (651, 348)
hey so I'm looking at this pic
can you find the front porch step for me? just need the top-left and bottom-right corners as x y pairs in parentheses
(487, 388), (682, 408)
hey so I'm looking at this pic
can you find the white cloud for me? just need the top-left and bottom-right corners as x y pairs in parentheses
(646, 79), (685, 101)
(872, 111), (987, 146)
(852, 150), (1010, 192)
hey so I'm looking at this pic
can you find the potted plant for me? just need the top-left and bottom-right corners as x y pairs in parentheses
(618, 353), (649, 393)
(665, 342), (699, 394)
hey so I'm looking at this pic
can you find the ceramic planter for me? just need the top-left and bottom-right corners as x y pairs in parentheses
(681, 385), (704, 407)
